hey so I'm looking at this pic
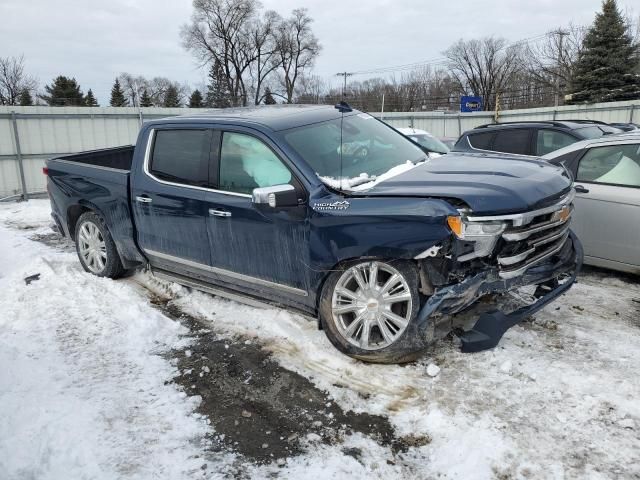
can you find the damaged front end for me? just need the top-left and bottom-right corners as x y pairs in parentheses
(415, 190), (583, 352)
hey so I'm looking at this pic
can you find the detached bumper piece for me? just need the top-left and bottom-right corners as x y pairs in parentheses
(416, 231), (583, 353)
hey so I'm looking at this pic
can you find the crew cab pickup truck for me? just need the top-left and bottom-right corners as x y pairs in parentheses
(45, 105), (582, 363)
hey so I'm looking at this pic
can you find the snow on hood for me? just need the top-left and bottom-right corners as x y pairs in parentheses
(319, 157), (433, 191)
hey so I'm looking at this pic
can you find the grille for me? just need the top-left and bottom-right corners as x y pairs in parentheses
(467, 191), (574, 279)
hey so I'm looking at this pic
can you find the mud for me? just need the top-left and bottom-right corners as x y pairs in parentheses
(156, 301), (421, 465)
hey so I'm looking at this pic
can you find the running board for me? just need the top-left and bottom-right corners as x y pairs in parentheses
(151, 269), (316, 321)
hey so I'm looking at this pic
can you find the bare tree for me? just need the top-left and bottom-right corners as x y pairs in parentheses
(275, 8), (321, 103)
(294, 74), (325, 103)
(0, 55), (37, 106)
(248, 10), (281, 105)
(181, 0), (260, 106)
(523, 25), (586, 104)
(118, 73), (189, 106)
(444, 37), (524, 110)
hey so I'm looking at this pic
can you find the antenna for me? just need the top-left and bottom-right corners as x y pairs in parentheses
(334, 101), (352, 190)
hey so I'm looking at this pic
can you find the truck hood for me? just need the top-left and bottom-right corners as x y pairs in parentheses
(354, 153), (572, 215)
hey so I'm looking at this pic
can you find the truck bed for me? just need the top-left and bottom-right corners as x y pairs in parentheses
(53, 146), (135, 171)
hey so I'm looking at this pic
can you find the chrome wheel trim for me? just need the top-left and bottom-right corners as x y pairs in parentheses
(331, 261), (413, 351)
(78, 221), (107, 274)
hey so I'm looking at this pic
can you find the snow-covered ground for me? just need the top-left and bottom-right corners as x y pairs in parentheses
(0, 199), (638, 479)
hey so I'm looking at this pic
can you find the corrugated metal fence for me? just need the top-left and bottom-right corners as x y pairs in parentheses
(1, 100), (639, 199)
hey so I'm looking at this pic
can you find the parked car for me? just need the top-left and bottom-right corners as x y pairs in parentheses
(453, 120), (622, 157)
(45, 105), (581, 363)
(439, 137), (458, 150)
(609, 122), (639, 132)
(542, 134), (640, 275)
(395, 127), (450, 154)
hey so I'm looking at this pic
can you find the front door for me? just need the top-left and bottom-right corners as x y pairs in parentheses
(572, 142), (640, 267)
(204, 129), (310, 297)
(131, 127), (214, 272)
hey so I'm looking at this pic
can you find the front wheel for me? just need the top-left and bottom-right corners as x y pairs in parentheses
(75, 211), (125, 279)
(318, 260), (425, 363)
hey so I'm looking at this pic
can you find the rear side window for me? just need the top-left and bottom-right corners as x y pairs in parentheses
(468, 132), (494, 150)
(151, 129), (211, 186)
(535, 129), (576, 156)
(574, 126), (605, 140)
(492, 129), (530, 155)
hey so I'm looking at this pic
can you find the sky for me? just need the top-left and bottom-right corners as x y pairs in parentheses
(1, 0), (637, 105)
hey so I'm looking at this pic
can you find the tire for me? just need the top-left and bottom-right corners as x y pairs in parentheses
(75, 211), (125, 279)
(318, 259), (426, 364)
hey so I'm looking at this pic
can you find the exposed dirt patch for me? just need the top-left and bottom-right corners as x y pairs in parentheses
(157, 300), (416, 465)
(28, 232), (75, 252)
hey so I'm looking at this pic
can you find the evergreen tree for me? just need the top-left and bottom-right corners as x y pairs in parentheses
(568, 0), (640, 103)
(40, 76), (85, 106)
(18, 88), (33, 106)
(110, 78), (128, 107)
(205, 59), (232, 108)
(263, 87), (276, 105)
(189, 89), (204, 108)
(163, 85), (180, 107)
(140, 88), (153, 107)
(84, 89), (99, 106)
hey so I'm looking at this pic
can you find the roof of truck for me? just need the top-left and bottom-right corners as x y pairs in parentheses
(149, 104), (353, 132)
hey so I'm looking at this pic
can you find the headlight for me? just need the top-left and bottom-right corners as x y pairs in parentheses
(447, 216), (506, 239)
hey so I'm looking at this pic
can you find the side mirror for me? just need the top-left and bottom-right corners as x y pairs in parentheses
(252, 184), (299, 208)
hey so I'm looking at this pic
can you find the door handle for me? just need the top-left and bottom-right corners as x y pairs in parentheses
(136, 195), (153, 203)
(209, 208), (232, 218)
(574, 185), (589, 194)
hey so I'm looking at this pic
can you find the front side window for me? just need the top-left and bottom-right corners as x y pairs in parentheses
(535, 129), (576, 156)
(576, 144), (640, 187)
(219, 132), (292, 194)
(282, 113), (425, 188)
(493, 129), (530, 155)
(150, 129), (210, 186)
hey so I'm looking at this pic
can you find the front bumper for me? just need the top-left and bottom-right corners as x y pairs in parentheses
(416, 231), (583, 352)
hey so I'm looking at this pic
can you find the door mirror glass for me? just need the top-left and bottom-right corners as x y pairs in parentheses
(252, 184), (298, 208)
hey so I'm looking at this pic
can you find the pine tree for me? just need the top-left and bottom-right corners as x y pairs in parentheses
(40, 76), (85, 106)
(189, 89), (204, 108)
(140, 88), (153, 107)
(568, 0), (640, 103)
(264, 87), (276, 105)
(18, 89), (33, 106)
(163, 85), (180, 107)
(84, 89), (99, 106)
(110, 78), (128, 107)
(205, 59), (232, 108)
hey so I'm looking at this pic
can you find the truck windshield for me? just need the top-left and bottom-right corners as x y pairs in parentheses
(282, 113), (426, 189)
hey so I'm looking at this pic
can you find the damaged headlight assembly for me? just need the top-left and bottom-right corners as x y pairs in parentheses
(447, 214), (507, 261)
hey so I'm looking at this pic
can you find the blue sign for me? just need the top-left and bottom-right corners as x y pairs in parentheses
(460, 96), (483, 112)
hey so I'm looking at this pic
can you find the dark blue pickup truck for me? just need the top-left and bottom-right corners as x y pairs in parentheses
(45, 105), (582, 363)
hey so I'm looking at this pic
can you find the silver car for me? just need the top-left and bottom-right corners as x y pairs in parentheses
(543, 134), (640, 275)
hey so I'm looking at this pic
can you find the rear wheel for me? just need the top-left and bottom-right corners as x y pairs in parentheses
(319, 260), (425, 363)
(75, 211), (125, 279)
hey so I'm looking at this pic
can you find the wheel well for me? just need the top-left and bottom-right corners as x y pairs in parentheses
(67, 205), (91, 239)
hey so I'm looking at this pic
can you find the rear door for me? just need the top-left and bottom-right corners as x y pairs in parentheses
(203, 127), (310, 297)
(571, 142), (640, 267)
(131, 127), (214, 271)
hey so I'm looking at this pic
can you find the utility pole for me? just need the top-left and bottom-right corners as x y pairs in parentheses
(552, 29), (569, 107)
(335, 72), (353, 98)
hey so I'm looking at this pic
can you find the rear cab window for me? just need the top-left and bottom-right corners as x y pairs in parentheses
(150, 129), (212, 186)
